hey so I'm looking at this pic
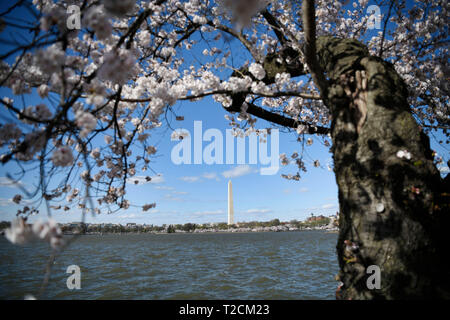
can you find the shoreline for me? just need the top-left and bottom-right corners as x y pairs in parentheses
(63, 227), (339, 236)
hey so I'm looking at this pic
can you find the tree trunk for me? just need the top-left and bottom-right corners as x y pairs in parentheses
(316, 36), (450, 299)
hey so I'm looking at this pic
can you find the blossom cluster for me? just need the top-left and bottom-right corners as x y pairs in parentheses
(97, 49), (137, 85)
(5, 218), (64, 250)
(75, 111), (97, 138)
(0, 0), (446, 225)
(52, 146), (74, 167)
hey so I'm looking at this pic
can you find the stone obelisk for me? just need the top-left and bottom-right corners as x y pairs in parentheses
(228, 180), (234, 225)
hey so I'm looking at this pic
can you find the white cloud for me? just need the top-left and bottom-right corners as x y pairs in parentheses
(127, 174), (164, 185)
(0, 177), (25, 188)
(203, 172), (220, 181)
(322, 203), (336, 209)
(0, 198), (12, 207)
(192, 210), (225, 216)
(155, 185), (175, 190)
(299, 187), (309, 193)
(0, 197), (33, 207)
(179, 172), (221, 183)
(150, 175), (165, 184)
(164, 194), (185, 202)
(438, 166), (449, 174)
(222, 165), (257, 179)
(244, 208), (272, 214)
(172, 191), (188, 195)
(179, 176), (201, 182)
(283, 189), (291, 194)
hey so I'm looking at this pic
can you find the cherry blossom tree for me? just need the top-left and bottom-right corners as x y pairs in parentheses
(0, 0), (448, 299)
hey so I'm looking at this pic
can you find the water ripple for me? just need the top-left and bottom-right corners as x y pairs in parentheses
(0, 231), (338, 300)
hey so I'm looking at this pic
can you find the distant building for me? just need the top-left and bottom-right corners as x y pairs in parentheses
(69, 223), (82, 228)
(306, 215), (326, 222)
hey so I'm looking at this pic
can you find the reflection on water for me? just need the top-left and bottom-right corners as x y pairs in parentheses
(0, 231), (338, 300)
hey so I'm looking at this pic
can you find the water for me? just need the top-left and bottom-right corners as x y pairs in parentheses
(0, 231), (338, 300)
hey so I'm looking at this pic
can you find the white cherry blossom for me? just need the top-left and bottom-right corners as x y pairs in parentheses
(249, 63), (266, 80)
(52, 146), (74, 167)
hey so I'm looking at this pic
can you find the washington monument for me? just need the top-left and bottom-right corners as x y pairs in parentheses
(228, 180), (234, 225)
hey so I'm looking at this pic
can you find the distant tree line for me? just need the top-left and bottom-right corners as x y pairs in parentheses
(1, 217), (332, 235)
(0, 221), (11, 231)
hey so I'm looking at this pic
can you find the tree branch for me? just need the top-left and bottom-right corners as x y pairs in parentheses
(301, 0), (328, 97)
(244, 102), (329, 135)
(261, 9), (288, 46)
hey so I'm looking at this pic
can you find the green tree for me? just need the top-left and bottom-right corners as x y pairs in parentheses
(167, 225), (175, 233)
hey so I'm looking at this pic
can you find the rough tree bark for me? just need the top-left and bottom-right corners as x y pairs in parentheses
(316, 36), (450, 299)
(227, 8), (449, 297)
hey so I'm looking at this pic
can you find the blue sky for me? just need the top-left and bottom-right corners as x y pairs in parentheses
(1, 89), (447, 226)
(0, 0), (448, 226)
(0, 89), (341, 225)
